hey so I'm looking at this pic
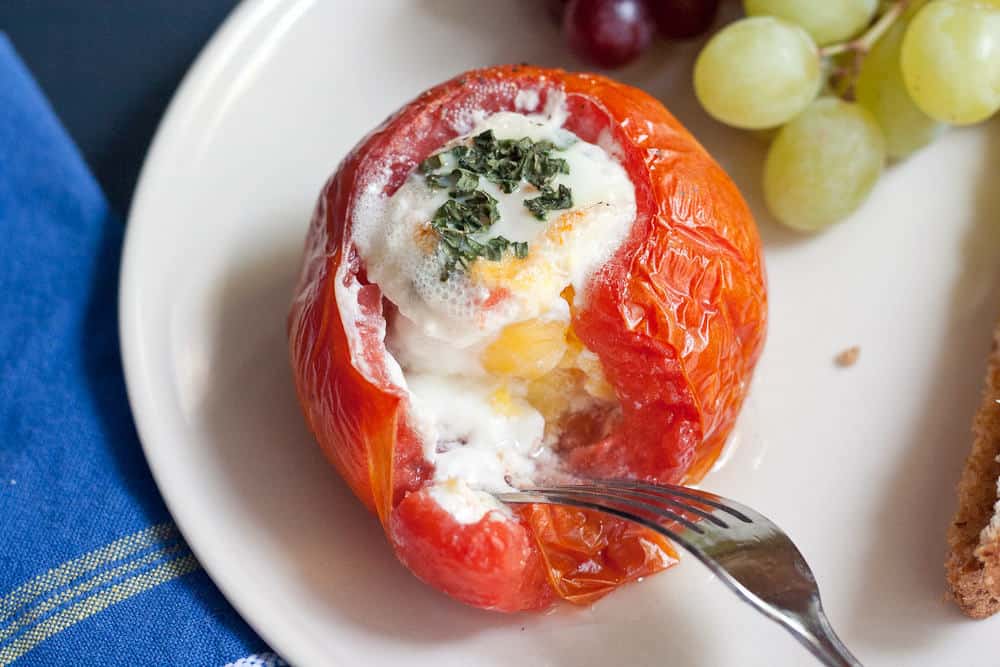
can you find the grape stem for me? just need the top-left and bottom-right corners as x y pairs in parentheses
(818, 0), (909, 101)
(818, 0), (909, 58)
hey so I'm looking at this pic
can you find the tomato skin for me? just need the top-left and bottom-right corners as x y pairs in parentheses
(517, 503), (678, 604)
(391, 489), (555, 612)
(288, 65), (767, 611)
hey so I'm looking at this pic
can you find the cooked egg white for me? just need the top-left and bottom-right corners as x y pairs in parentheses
(353, 94), (636, 523)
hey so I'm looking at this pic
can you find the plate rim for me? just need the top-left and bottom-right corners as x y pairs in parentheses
(118, 0), (315, 663)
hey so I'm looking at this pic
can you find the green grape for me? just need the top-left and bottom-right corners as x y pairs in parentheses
(900, 0), (1000, 125)
(744, 0), (878, 45)
(856, 2), (942, 158)
(694, 17), (822, 130)
(763, 98), (886, 232)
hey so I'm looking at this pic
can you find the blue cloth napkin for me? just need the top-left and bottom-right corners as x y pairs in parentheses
(0, 35), (285, 666)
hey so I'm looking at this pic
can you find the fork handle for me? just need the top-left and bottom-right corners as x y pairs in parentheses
(789, 604), (861, 667)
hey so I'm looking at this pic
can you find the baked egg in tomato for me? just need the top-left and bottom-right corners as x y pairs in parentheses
(289, 65), (767, 611)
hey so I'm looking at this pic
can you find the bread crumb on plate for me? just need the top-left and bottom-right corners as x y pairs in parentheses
(834, 346), (860, 368)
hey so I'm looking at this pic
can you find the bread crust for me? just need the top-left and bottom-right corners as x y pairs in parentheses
(946, 323), (1000, 618)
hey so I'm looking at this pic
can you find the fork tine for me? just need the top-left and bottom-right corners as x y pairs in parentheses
(595, 479), (754, 523)
(540, 480), (729, 528)
(544, 482), (730, 528)
(516, 487), (707, 534)
(500, 491), (688, 544)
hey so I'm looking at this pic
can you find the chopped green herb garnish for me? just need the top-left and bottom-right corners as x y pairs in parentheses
(444, 130), (571, 196)
(523, 148), (569, 190)
(433, 232), (524, 281)
(420, 129), (575, 279)
(473, 129), (497, 152)
(451, 169), (480, 196)
(419, 154), (443, 173)
(429, 191), (505, 280)
(525, 184), (573, 221)
(425, 172), (450, 189)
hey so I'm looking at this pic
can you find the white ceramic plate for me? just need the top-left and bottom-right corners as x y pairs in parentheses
(120, 1), (1000, 665)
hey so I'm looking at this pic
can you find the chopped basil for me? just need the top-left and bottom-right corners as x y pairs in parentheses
(425, 172), (450, 190)
(421, 129), (575, 280)
(525, 184), (573, 221)
(447, 130), (570, 196)
(451, 169), (480, 196)
(429, 191), (505, 280)
(419, 154), (443, 173)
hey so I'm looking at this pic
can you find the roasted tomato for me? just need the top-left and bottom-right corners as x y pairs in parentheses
(288, 65), (767, 612)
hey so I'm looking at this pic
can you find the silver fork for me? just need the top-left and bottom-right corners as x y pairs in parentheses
(497, 480), (860, 667)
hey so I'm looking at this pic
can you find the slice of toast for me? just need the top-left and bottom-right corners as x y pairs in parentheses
(946, 322), (1000, 618)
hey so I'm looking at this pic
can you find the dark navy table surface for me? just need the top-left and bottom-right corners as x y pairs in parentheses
(0, 1), (240, 214)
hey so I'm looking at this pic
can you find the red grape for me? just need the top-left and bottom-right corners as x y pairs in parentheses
(563, 0), (654, 69)
(646, 0), (720, 39)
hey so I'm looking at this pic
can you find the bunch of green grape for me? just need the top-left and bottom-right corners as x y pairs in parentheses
(694, 0), (1000, 232)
